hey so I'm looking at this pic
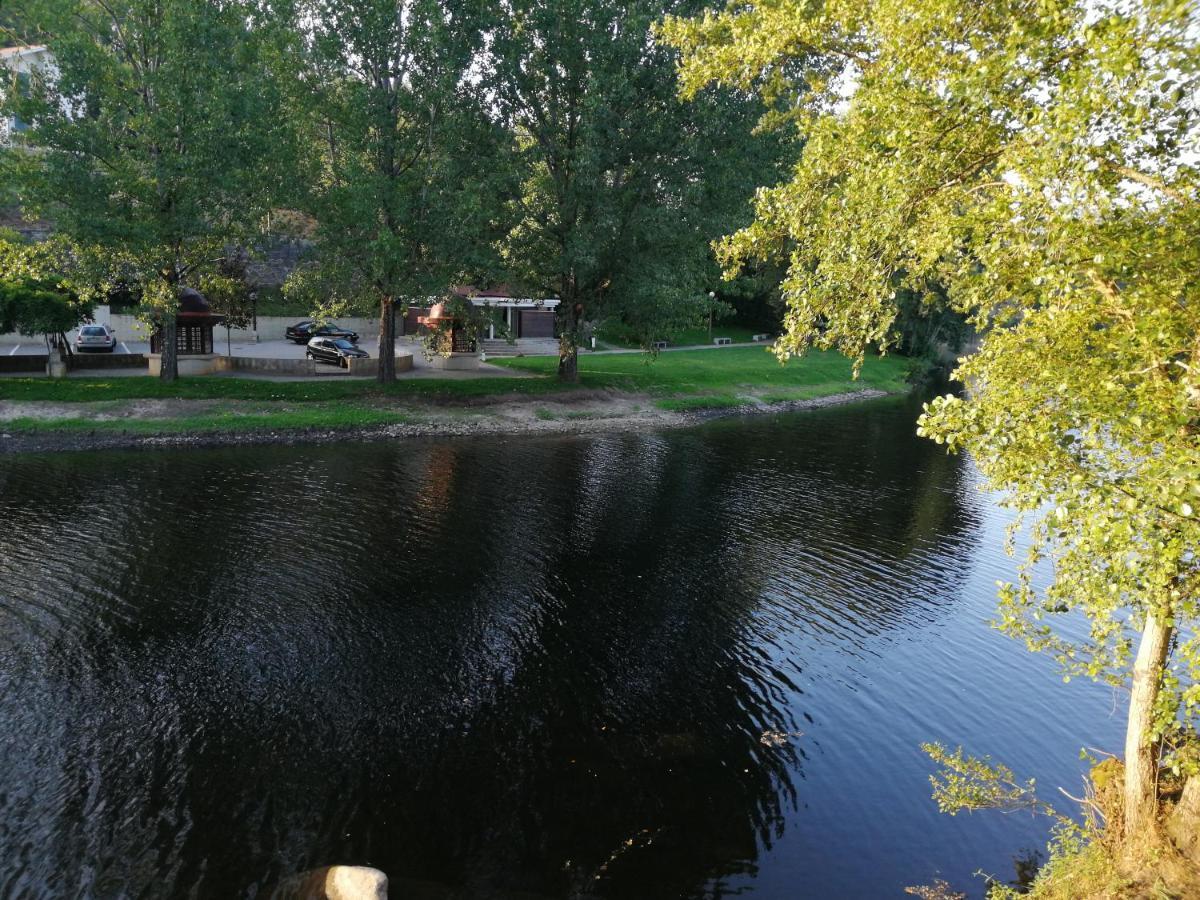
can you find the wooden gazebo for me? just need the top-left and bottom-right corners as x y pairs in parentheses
(150, 287), (224, 356)
(417, 300), (479, 370)
(418, 301), (476, 354)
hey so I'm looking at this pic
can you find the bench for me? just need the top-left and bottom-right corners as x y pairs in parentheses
(713, 337), (732, 346)
(752, 333), (772, 342)
(651, 340), (669, 351)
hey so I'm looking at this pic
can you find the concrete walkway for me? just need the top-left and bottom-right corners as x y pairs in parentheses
(591, 339), (775, 354)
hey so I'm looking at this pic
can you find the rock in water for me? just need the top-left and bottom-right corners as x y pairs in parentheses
(269, 865), (388, 900)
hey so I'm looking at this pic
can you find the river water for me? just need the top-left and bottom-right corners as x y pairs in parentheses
(0, 395), (1124, 899)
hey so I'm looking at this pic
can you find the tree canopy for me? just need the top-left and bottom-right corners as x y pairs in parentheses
(663, 0), (1200, 837)
(284, 0), (506, 382)
(7, 0), (294, 379)
(488, 0), (783, 379)
(0, 228), (89, 336)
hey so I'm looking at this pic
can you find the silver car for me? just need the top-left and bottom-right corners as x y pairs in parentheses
(75, 324), (117, 352)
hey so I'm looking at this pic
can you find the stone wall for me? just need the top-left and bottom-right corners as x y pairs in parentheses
(245, 238), (312, 287)
(0, 354), (47, 373)
(345, 353), (413, 377)
(0, 206), (53, 243)
(68, 353), (147, 371)
(212, 356), (316, 376)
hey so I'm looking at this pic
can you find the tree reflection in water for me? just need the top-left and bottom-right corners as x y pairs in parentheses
(0, 395), (979, 898)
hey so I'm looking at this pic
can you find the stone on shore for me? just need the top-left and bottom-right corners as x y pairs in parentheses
(270, 865), (388, 900)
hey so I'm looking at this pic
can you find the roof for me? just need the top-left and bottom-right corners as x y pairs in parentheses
(451, 284), (559, 303)
(451, 284), (519, 299)
(0, 45), (49, 59)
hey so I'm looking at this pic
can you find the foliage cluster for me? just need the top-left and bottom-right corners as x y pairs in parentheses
(0, 227), (87, 336)
(664, 0), (1200, 843)
(5, 0), (788, 381)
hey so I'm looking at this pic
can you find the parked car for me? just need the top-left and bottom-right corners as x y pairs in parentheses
(75, 323), (117, 352)
(307, 337), (370, 368)
(285, 320), (314, 343)
(286, 321), (359, 344)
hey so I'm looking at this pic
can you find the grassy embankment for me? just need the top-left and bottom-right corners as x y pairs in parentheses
(492, 346), (908, 409)
(0, 347), (910, 434)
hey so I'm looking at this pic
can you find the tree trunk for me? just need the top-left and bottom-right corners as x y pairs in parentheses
(557, 301), (580, 383)
(1124, 612), (1173, 841)
(160, 312), (178, 382)
(377, 296), (396, 384)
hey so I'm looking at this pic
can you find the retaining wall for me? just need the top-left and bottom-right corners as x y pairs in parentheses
(0, 355), (47, 373)
(346, 353), (413, 377)
(212, 356), (317, 376)
(68, 353), (147, 371)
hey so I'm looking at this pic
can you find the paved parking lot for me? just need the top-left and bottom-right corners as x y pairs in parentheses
(3, 335), (528, 380)
(5, 339), (148, 356)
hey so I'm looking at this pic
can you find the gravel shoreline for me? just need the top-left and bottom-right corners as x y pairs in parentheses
(0, 389), (891, 455)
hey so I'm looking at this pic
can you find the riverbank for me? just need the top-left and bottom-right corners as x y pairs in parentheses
(0, 387), (894, 453)
(0, 346), (911, 452)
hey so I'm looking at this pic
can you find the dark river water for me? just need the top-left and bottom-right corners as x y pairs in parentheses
(0, 395), (1123, 899)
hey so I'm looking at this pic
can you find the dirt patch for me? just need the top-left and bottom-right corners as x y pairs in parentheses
(0, 389), (891, 454)
(0, 398), (231, 422)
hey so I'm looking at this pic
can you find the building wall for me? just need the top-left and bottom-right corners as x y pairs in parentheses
(1, 46), (55, 147)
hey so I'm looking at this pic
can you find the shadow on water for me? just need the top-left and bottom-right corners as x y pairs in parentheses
(0, 395), (994, 898)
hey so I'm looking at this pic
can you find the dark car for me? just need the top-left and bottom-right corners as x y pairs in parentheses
(286, 321), (360, 344)
(307, 337), (370, 368)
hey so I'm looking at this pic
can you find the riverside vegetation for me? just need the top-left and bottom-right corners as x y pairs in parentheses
(665, 0), (1200, 894)
(5, 0), (1199, 894)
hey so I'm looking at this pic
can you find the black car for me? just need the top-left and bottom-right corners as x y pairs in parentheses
(307, 337), (370, 368)
(286, 321), (360, 344)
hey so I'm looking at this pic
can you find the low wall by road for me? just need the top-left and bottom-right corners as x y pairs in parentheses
(68, 353), (147, 371)
(1, 353), (147, 375)
(213, 355), (317, 376)
(346, 353), (413, 377)
(0, 354), (47, 373)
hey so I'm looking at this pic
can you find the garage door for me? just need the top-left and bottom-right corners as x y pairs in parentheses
(519, 310), (556, 338)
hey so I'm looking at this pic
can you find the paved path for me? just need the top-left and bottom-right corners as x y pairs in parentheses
(591, 340), (775, 354)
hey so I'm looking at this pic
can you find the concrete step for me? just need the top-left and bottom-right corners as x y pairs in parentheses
(481, 339), (559, 357)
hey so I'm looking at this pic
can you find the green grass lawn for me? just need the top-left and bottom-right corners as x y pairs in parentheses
(0, 348), (910, 434)
(493, 346), (909, 400)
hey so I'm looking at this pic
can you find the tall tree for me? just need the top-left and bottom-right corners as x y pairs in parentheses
(0, 2), (46, 44)
(289, 0), (503, 383)
(663, 0), (1200, 840)
(6, 0), (292, 380)
(488, 0), (780, 381)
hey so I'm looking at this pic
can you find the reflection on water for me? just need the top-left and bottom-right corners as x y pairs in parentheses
(0, 396), (1122, 898)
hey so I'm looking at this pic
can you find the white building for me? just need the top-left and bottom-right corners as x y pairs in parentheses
(401, 285), (560, 342)
(1, 45), (53, 147)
